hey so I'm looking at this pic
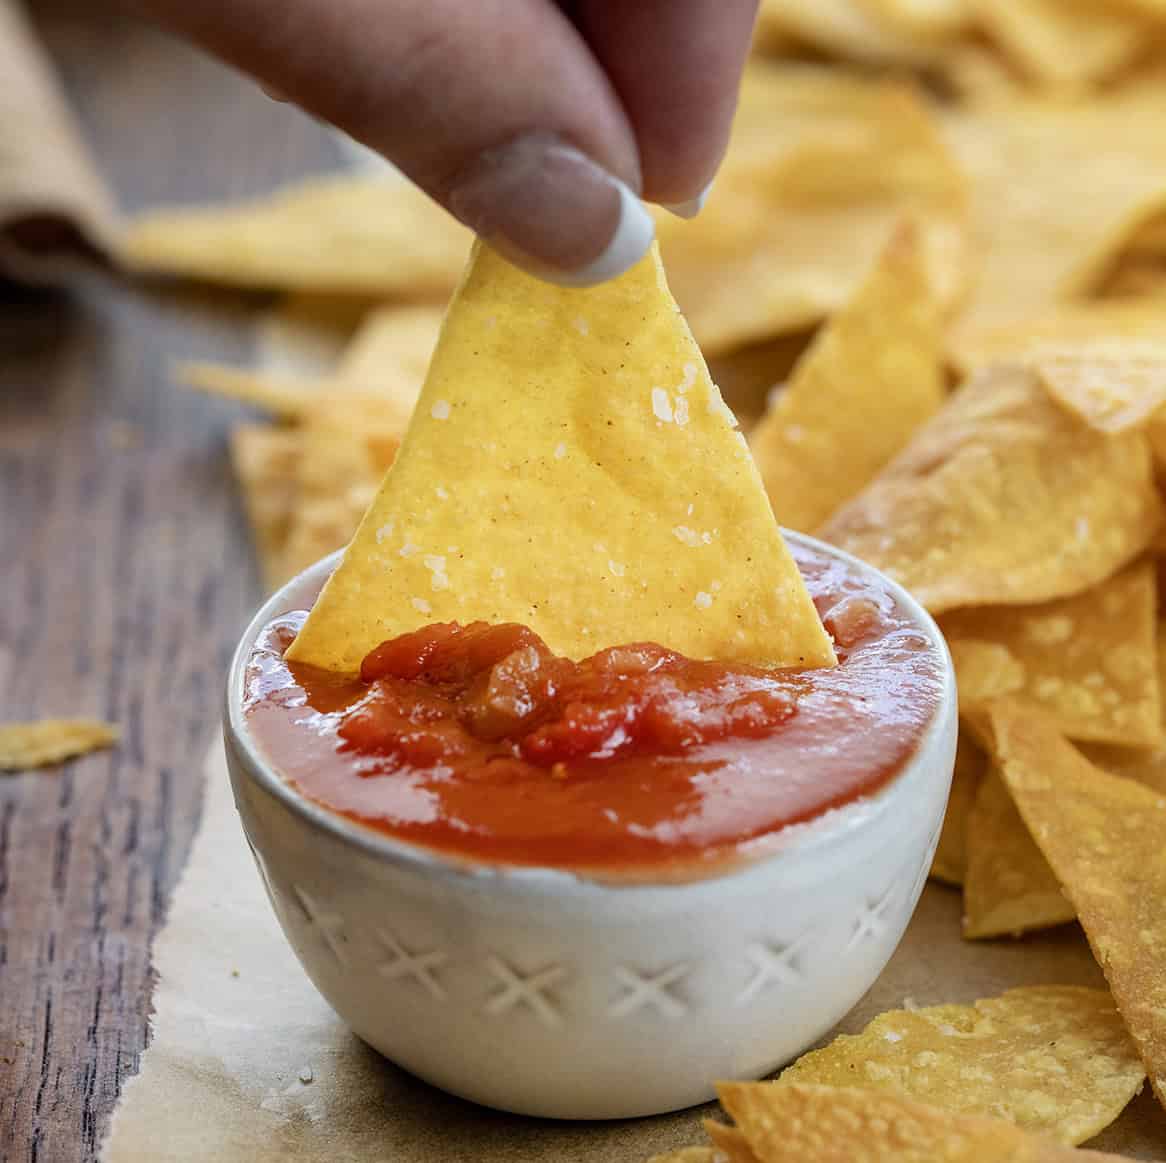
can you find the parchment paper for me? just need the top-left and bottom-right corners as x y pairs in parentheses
(102, 742), (1166, 1161)
(0, 0), (118, 281)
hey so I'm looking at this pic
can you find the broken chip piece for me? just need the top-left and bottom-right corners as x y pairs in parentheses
(0, 719), (119, 771)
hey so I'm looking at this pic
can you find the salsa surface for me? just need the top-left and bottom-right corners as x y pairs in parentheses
(244, 543), (945, 878)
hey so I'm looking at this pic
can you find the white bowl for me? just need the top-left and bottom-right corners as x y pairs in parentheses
(224, 534), (957, 1120)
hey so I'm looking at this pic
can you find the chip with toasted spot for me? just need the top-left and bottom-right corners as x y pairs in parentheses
(963, 763), (1075, 939)
(716, 1081), (1136, 1163)
(821, 364), (1163, 613)
(990, 704), (1166, 1113)
(775, 986), (1142, 1143)
(750, 223), (944, 533)
(0, 720), (119, 771)
(287, 243), (835, 674)
(930, 731), (987, 886)
(942, 564), (1161, 746)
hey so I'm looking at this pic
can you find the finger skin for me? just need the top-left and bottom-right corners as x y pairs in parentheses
(132, 0), (641, 199)
(574, 0), (760, 203)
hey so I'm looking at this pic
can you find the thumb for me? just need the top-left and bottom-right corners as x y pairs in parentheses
(137, 0), (657, 285)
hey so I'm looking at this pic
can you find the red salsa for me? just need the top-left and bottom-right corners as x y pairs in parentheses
(244, 543), (944, 879)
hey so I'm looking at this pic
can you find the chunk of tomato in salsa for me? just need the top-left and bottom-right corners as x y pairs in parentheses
(338, 621), (804, 769)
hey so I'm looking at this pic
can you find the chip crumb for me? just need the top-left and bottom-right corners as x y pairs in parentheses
(0, 720), (120, 772)
(298, 1066), (314, 1085)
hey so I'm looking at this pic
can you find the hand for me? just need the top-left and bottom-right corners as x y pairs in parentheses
(134, 0), (759, 284)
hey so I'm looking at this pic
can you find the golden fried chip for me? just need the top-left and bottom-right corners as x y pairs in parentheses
(658, 65), (967, 353)
(948, 640), (1026, 709)
(821, 364), (1163, 612)
(991, 704), (1166, 1110)
(944, 81), (1166, 337)
(963, 764), (1075, 939)
(703, 1122), (761, 1163)
(289, 243), (835, 674)
(0, 720), (119, 771)
(717, 1082), (1135, 1162)
(178, 303), (441, 428)
(941, 564), (1161, 746)
(951, 297), (1166, 377)
(123, 175), (470, 296)
(229, 424), (302, 591)
(930, 731), (987, 886)
(751, 223), (944, 533)
(1034, 343), (1166, 433)
(179, 363), (317, 420)
(755, 0), (949, 63)
(863, 0), (971, 38)
(777, 986), (1142, 1143)
(971, 0), (1147, 89)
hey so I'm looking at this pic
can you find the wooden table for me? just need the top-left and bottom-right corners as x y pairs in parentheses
(0, 7), (339, 1158)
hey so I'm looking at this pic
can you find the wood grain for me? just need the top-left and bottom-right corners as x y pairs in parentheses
(0, 8), (340, 1159)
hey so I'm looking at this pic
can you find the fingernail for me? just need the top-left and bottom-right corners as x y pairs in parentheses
(660, 181), (714, 220)
(449, 133), (655, 287)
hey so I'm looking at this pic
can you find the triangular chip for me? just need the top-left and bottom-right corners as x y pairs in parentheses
(716, 1082), (1138, 1163)
(775, 986), (1141, 1143)
(950, 296), (1166, 377)
(941, 564), (1161, 746)
(990, 704), (1166, 1110)
(1034, 342), (1166, 434)
(123, 175), (470, 296)
(288, 244), (834, 674)
(963, 763), (1075, 939)
(750, 223), (944, 533)
(930, 730), (987, 886)
(821, 364), (1163, 613)
(943, 81), (1166, 337)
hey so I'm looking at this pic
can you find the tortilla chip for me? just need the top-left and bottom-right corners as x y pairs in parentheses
(0, 720), (119, 771)
(123, 175), (470, 296)
(702, 1123), (761, 1163)
(229, 424), (303, 591)
(178, 303), (441, 428)
(658, 65), (968, 353)
(971, 0), (1148, 89)
(178, 363), (318, 420)
(990, 704), (1166, 1110)
(706, 332), (814, 434)
(941, 564), (1161, 746)
(821, 364), (1163, 612)
(1034, 343), (1166, 434)
(776, 986), (1142, 1143)
(716, 1082), (1134, 1162)
(288, 243), (835, 674)
(930, 731), (987, 886)
(943, 81), (1166, 337)
(951, 297), (1166, 377)
(755, 0), (950, 63)
(868, 0), (971, 35)
(963, 764), (1076, 939)
(750, 223), (944, 533)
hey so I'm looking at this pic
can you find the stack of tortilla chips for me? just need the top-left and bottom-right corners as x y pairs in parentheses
(118, 6), (1166, 1156)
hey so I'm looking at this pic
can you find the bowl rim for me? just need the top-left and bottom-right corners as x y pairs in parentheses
(224, 532), (956, 893)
